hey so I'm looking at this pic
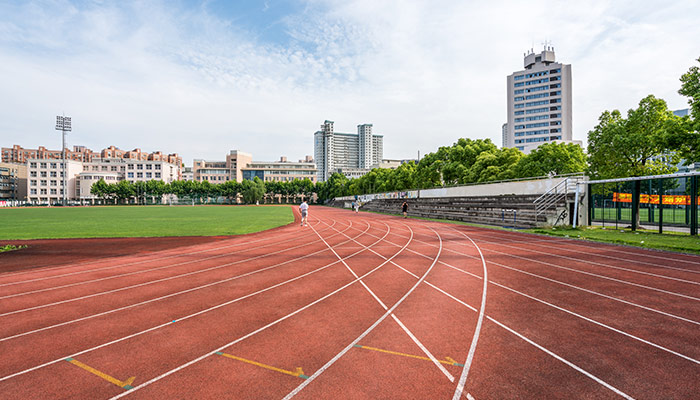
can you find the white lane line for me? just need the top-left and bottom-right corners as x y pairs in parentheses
(0, 217), (319, 286)
(366, 230), (700, 365)
(452, 229), (488, 400)
(470, 237), (700, 285)
(0, 221), (371, 342)
(476, 231), (700, 275)
(397, 233), (700, 302)
(344, 227), (700, 326)
(0, 218), (388, 383)
(0, 221), (350, 317)
(0, 221), (337, 300)
(317, 219), (455, 382)
(423, 282), (635, 400)
(487, 280), (700, 366)
(466, 393), (475, 400)
(108, 217), (414, 399)
(282, 227), (442, 400)
(473, 227), (700, 267)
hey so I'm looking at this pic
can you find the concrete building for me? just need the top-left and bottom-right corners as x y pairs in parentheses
(2, 144), (182, 167)
(314, 120), (384, 181)
(242, 156), (317, 183)
(26, 156), (180, 204)
(505, 47), (576, 154)
(0, 162), (27, 201)
(192, 150), (253, 183)
(26, 159), (83, 204)
(502, 123), (508, 148)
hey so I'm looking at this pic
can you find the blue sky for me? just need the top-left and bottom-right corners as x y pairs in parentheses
(1, 0), (699, 164)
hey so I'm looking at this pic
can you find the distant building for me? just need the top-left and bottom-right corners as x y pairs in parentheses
(502, 123), (508, 148)
(314, 120), (384, 181)
(26, 157), (180, 204)
(192, 150), (252, 183)
(0, 162), (27, 201)
(26, 159), (83, 204)
(505, 47), (579, 154)
(376, 159), (417, 170)
(182, 167), (194, 181)
(2, 144), (182, 166)
(242, 156), (317, 183)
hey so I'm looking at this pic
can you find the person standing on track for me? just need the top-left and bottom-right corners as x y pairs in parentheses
(299, 200), (309, 227)
(402, 200), (408, 219)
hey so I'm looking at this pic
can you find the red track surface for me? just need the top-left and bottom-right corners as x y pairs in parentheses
(1, 206), (698, 399)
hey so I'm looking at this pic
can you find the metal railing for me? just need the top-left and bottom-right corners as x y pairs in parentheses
(534, 177), (580, 216)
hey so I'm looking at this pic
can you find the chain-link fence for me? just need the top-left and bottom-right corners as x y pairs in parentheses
(588, 172), (699, 235)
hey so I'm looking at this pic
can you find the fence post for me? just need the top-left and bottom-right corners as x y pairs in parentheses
(587, 184), (592, 226)
(658, 179), (664, 234)
(631, 180), (640, 231)
(691, 175), (698, 236)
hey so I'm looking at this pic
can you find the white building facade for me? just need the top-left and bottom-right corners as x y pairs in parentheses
(505, 48), (578, 154)
(27, 157), (180, 203)
(314, 120), (384, 181)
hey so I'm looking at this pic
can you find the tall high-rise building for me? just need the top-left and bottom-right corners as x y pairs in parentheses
(505, 47), (575, 154)
(314, 120), (384, 181)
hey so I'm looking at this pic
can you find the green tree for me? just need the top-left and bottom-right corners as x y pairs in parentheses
(241, 177), (265, 204)
(465, 147), (522, 183)
(587, 95), (680, 179)
(514, 142), (586, 178)
(114, 180), (135, 204)
(90, 179), (110, 202)
(664, 57), (700, 164)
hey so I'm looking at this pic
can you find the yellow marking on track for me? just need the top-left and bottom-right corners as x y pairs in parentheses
(354, 345), (464, 367)
(216, 352), (308, 379)
(65, 358), (135, 389)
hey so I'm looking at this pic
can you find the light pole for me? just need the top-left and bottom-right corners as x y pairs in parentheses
(55, 115), (72, 206)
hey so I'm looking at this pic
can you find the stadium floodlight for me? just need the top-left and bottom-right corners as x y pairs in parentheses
(55, 115), (72, 206)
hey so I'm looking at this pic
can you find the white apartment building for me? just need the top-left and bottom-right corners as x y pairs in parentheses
(26, 159), (83, 204)
(27, 157), (180, 203)
(242, 156), (317, 183)
(505, 47), (578, 154)
(314, 120), (384, 181)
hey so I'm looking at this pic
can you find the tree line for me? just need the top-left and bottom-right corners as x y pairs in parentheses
(91, 57), (700, 204)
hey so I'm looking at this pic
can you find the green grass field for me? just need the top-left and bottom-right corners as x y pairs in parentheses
(591, 207), (695, 225)
(0, 205), (294, 240)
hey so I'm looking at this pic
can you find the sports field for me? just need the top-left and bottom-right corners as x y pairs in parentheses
(0, 206), (293, 239)
(0, 206), (698, 399)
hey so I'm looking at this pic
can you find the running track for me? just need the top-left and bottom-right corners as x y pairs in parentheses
(0, 206), (698, 399)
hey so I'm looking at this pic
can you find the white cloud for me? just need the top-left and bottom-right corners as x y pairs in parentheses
(0, 0), (698, 165)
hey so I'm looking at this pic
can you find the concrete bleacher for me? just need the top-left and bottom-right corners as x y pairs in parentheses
(334, 194), (573, 228)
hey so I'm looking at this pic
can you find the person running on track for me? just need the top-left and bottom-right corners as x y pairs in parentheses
(402, 201), (408, 219)
(299, 200), (309, 226)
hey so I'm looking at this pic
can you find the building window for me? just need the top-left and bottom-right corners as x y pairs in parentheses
(30, 171), (37, 177)
(30, 180), (37, 186)
(155, 172), (161, 178)
(111, 166), (117, 171)
(137, 164), (143, 170)
(146, 172), (152, 178)
(50, 189), (57, 195)
(30, 189), (37, 195)
(146, 164), (152, 170)
(30, 162), (37, 168)
(40, 189), (47, 195)
(128, 164), (134, 169)
(51, 180), (57, 186)
(50, 171), (57, 177)
(155, 164), (161, 170)
(137, 172), (143, 178)
(40, 163), (47, 168)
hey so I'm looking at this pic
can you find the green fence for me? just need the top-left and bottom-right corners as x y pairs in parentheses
(588, 173), (699, 235)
